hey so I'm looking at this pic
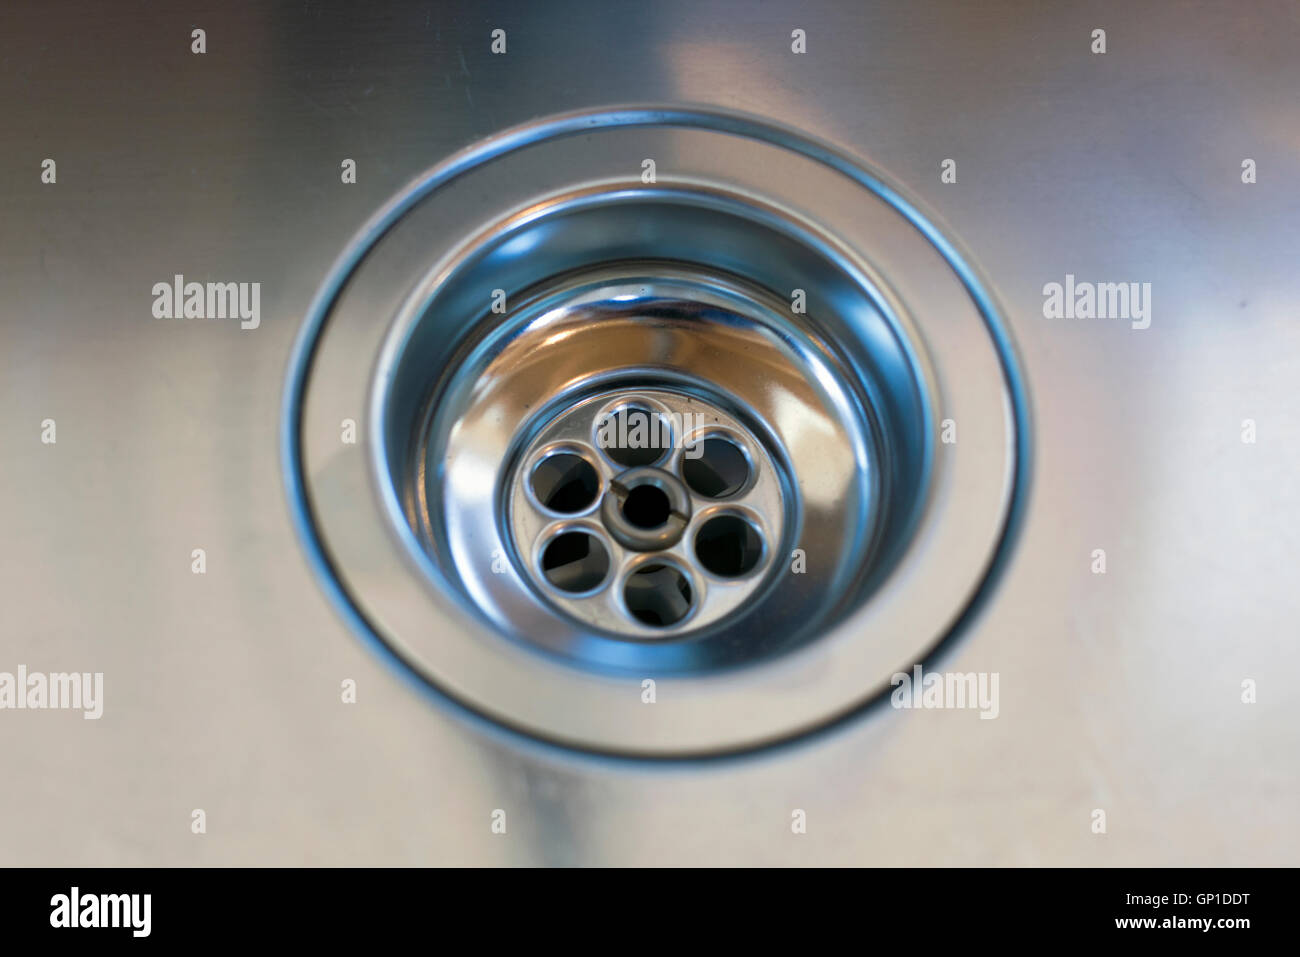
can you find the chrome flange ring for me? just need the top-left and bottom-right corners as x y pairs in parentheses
(284, 106), (1028, 756)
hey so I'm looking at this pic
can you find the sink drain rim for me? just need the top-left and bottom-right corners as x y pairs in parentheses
(282, 104), (1032, 758)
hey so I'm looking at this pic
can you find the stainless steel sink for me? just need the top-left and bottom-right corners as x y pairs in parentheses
(2, 1), (1296, 865)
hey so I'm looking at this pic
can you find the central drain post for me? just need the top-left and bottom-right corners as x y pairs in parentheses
(602, 466), (691, 551)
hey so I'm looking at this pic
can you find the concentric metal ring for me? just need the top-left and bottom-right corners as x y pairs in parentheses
(283, 105), (1029, 757)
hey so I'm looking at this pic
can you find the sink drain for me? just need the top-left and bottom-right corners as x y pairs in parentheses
(506, 387), (783, 637)
(284, 105), (1029, 757)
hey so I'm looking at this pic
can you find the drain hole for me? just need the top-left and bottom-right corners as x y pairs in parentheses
(624, 563), (693, 627)
(541, 531), (610, 592)
(695, 514), (763, 578)
(597, 407), (672, 467)
(531, 453), (599, 513)
(622, 484), (671, 529)
(682, 435), (750, 498)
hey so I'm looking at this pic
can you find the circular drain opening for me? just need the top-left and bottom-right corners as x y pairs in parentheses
(624, 562), (694, 627)
(598, 407), (672, 467)
(682, 436), (751, 499)
(622, 484), (670, 528)
(287, 106), (1027, 756)
(530, 451), (600, 514)
(540, 530), (610, 594)
(695, 513), (764, 578)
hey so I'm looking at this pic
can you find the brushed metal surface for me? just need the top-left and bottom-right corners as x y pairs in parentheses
(1, 1), (1297, 865)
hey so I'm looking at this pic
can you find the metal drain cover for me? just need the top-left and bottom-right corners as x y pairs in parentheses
(508, 387), (783, 636)
(284, 106), (1027, 757)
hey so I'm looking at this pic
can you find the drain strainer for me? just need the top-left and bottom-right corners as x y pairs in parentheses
(284, 105), (1028, 757)
(507, 387), (784, 636)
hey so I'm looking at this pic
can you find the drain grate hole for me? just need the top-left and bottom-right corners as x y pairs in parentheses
(695, 514), (763, 578)
(531, 453), (599, 513)
(624, 563), (693, 626)
(621, 484), (671, 529)
(541, 531), (610, 592)
(597, 407), (672, 467)
(682, 435), (750, 498)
